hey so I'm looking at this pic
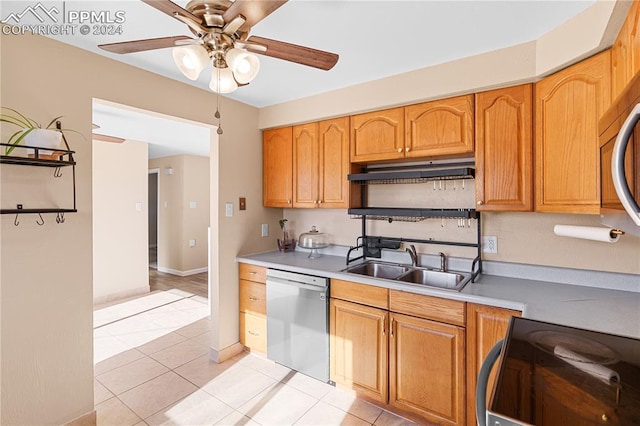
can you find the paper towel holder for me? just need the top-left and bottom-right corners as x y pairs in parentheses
(610, 229), (625, 237)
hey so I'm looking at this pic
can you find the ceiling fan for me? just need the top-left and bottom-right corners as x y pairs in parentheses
(98, 0), (339, 94)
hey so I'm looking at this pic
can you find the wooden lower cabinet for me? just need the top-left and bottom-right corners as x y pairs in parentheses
(389, 313), (466, 425)
(466, 304), (522, 426)
(238, 263), (267, 353)
(329, 298), (388, 403)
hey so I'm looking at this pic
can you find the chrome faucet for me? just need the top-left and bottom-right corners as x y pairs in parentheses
(438, 252), (447, 272)
(405, 244), (418, 267)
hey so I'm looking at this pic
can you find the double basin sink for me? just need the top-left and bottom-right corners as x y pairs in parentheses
(342, 260), (471, 292)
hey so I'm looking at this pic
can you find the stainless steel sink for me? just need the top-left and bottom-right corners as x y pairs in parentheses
(343, 261), (471, 292)
(397, 268), (470, 291)
(343, 261), (411, 280)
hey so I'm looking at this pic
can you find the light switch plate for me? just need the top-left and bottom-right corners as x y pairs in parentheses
(225, 202), (233, 217)
(189, 201), (197, 209)
(135, 202), (142, 211)
(189, 239), (196, 248)
(261, 223), (268, 237)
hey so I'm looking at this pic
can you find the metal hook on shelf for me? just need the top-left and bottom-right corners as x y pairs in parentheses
(36, 213), (44, 226)
(14, 212), (20, 226)
(54, 167), (63, 178)
(56, 212), (65, 224)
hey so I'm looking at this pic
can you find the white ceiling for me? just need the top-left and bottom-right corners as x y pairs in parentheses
(6, 0), (597, 108)
(92, 101), (213, 158)
(8, 0), (597, 158)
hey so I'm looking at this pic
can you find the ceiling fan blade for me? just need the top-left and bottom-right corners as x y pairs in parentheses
(93, 133), (125, 143)
(247, 36), (339, 71)
(99, 36), (194, 54)
(140, 0), (204, 29)
(222, 0), (287, 32)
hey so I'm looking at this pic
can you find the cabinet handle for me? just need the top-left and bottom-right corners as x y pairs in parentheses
(477, 200), (483, 206)
(397, 148), (402, 153)
(248, 330), (259, 336)
(318, 200), (322, 204)
(249, 271), (257, 275)
(382, 317), (386, 336)
(248, 297), (258, 301)
(602, 414), (609, 422)
(405, 147), (410, 152)
(287, 200), (291, 204)
(390, 318), (395, 338)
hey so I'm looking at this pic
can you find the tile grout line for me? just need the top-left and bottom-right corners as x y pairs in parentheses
(94, 295), (192, 330)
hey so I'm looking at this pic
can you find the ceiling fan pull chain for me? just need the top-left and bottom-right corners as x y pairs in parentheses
(215, 73), (223, 135)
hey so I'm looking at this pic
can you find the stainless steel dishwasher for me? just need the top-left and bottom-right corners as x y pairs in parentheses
(266, 268), (329, 383)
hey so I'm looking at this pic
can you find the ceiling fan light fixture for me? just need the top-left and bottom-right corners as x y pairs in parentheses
(225, 48), (260, 84)
(209, 66), (238, 94)
(172, 44), (210, 80)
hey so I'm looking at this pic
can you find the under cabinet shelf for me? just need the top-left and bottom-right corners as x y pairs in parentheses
(348, 207), (478, 221)
(1, 208), (77, 214)
(0, 154), (75, 167)
(348, 167), (475, 184)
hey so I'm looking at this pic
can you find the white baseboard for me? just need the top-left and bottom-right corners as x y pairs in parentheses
(209, 342), (244, 363)
(93, 286), (150, 306)
(157, 266), (208, 277)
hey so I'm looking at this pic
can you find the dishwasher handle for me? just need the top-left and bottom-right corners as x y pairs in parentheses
(476, 339), (503, 426)
(266, 276), (327, 293)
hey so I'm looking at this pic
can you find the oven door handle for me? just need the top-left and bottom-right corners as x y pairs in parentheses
(266, 277), (327, 293)
(612, 102), (640, 226)
(476, 339), (503, 426)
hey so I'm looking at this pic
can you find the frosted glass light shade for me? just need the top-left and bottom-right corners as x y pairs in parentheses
(172, 45), (209, 80)
(225, 48), (260, 84)
(209, 67), (238, 93)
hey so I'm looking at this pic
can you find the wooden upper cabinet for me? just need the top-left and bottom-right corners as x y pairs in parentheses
(293, 118), (350, 208)
(630, 1), (640, 78)
(351, 107), (405, 163)
(293, 123), (319, 208)
(319, 117), (351, 208)
(612, 17), (631, 100)
(466, 304), (522, 426)
(263, 127), (293, 207)
(389, 313), (465, 425)
(475, 85), (533, 212)
(535, 51), (611, 213)
(405, 94), (474, 158)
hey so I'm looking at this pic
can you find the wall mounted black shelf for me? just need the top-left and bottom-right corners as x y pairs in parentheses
(348, 167), (475, 184)
(348, 207), (478, 221)
(0, 123), (77, 219)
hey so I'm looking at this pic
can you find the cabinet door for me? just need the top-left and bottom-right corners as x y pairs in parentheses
(535, 51), (611, 213)
(351, 107), (404, 163)
(319, 117), (350, 208)
(466, 304), (522, 426)
(330, 298), (388, 403)
(405, 94), (474, 158)
(240, 312), (266, 353)
(389, 313), (465, 425)
(628, 1), (640, 78)
(293, 123), (319, 208)
(612, 17), (630, 100)
(263, 127), (293, 207)
(475, 85), (533, 211)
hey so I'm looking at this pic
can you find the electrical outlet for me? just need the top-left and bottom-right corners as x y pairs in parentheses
(261, 223), (268, 237)
(239, 197), (246, 210)
(189, 239), (196, 248)
(482, 236), (498, 254)
(225, 202), (233, 217)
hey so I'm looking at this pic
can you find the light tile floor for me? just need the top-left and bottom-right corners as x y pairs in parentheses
(94, 291), (418, 426)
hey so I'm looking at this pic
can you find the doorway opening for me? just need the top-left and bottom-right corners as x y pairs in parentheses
(148, 169), (159, 270)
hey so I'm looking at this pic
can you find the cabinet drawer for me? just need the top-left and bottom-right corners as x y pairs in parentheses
(239, 312), (266, 353)
(389, 290), (465, 326)
(239, 263), (267, 283)
(331, 279), (388, 309)
(239, 280), (266, 316)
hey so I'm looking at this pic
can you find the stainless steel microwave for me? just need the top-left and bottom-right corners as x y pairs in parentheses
(599, 73), (640, 236)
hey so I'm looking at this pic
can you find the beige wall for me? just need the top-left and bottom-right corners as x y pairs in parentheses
(270, 1), (640, 277)
(93, 139), (149, 303)
(149, 154), (210, 274)
(0, 30), (276, 424)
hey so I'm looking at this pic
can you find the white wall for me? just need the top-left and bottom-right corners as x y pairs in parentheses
(93, 139), (149, 304)
(148, 154), (210, 275)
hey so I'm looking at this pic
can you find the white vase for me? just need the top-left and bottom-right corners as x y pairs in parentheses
(23, 128), (64, 158)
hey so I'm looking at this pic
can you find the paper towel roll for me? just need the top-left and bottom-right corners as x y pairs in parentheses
(553, 345), (620, 384)
(553, 225), (620, 243)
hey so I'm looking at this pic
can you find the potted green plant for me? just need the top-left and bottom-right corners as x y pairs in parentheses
(0, 107), (77, 158)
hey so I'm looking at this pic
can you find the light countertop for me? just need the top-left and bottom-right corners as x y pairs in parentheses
(237, 250), (640, 340)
